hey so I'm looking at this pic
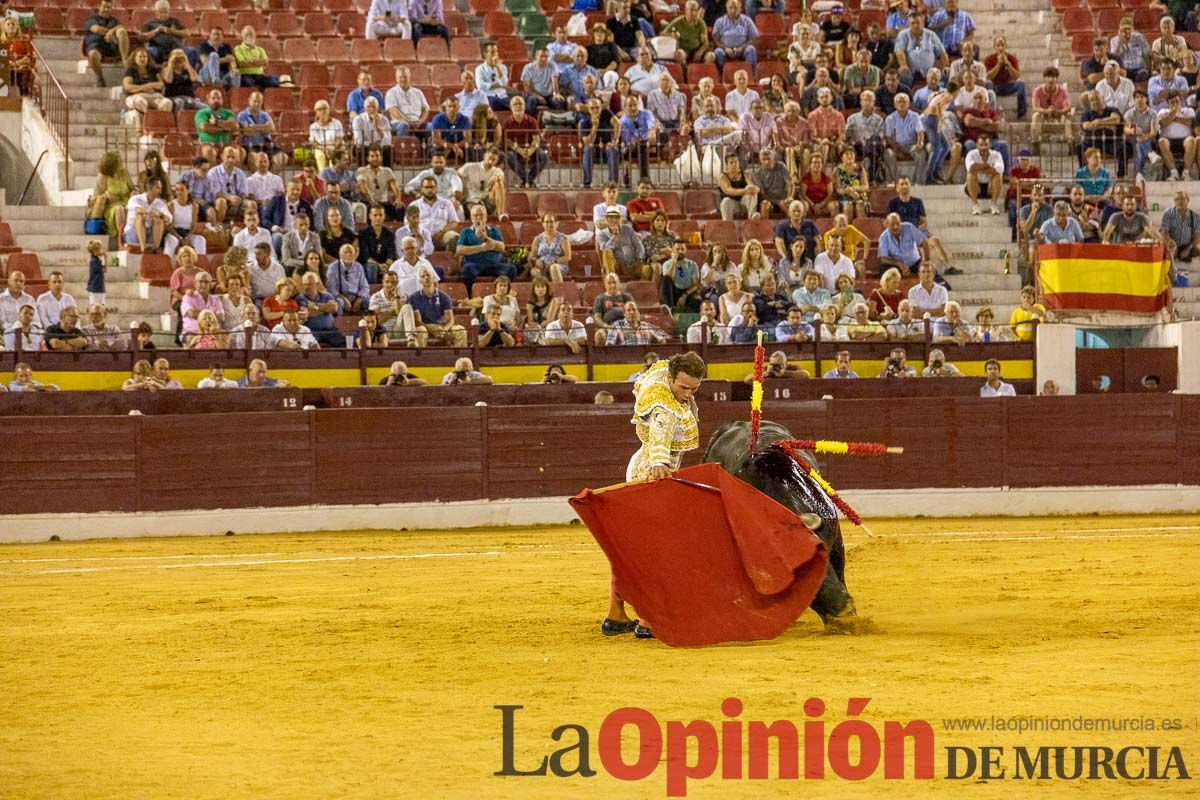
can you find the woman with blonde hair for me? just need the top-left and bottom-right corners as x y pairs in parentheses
(216, 245), (250, 293)
(90, 152), (133, 238)
(185, 310), (230, 349)
(717, 272), (750, 326)
(308, 100), (344, 171)
(122, 359), (164, 391)
(738, 239), (774, 290)
(121, 47), (173, 116)
(833, 273), (866, 322)
(817, 303), (848, 341)
(868, 267), (904, 321)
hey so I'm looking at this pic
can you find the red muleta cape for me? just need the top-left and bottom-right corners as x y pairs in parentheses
(569, 462), (829, 647)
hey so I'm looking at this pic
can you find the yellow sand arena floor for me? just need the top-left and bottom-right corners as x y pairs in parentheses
(1, 515), (1198, 799)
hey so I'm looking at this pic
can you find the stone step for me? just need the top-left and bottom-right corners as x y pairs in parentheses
(943, 273), (1023, 291)
(0, 204), (88, 220)
(3, 233), (95, 251)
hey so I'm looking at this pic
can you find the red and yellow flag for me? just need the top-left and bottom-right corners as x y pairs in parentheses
(1037, 243), (1171, 313)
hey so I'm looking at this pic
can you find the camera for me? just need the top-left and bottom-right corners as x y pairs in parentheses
(768, 362), (785, 375)
(931, 359), (944, 370)
(546, 371), (562, 384)
(884, 357), (902, 377)
(453, 370), (467, 382)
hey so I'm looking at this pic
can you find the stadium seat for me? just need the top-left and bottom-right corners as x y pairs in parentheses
(446, 11), (469, 34)
(684, 190), (720, 220)
(324, 0), (356, 11)
(721, 61), (753, 84)
(658, 192), (683, 218)
(282, 38), (317, 64)
(504, 191), (535, 220)
(268, 13), (301, 37)
(1130, 6), (1160, 29)
(1050, 0), (1081, 8)
(417, 38), (452, 62)
(7, 253), (43, 281)
(1061, 8), (1095, 34)
(536, 191), (572, 218)
(754, 12), (786, 35)
(517, 14), (550, 38)
(197, 10), (230, 31)
(1069, 32), (1095, 58)
(450, 37), (482, 64)
(483, 11), (516, 35)
(232, 11), (266, 31)
(351, 40), (384, 64)
(702, 220), (739, 245)
(572, 250), (600, 278)
(303, 14), (335, 36)
(496, 36), (529, 62)
(1087, 0), (1119, 8)
(336, 13), (366, 36)
(279, 110), (311, 135)
(263, 87), (296, 112)
(138, 254), (174, 287)
(574, 190), (602, 218)
(853, 216), (884, 243)
(742, 219), (775, 244)
(143, 109), (177, 136)
(298, 63), (329, 87)
(0, 223), (19, 254)
(316, 39), (351, 62)
(431, 63), (463, 86)
(673, 219), (700, 241)
(624, 280), (659, 305)
(687, 63), (720, 85)
(383, 37), (419, 62)
(299, 87), (330, 109)
(470, 0), (500, 13)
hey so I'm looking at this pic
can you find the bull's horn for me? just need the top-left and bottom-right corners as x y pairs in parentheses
(799, 513), (823, 530)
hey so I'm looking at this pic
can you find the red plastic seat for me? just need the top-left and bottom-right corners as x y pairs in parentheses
(316, 39), (350, 62)
(496, 36), (528, 63)
(430, 62), (463, 87)
(658, 191), (683, 218)
(351, 39), (383, 64)
(143, 109), (177, 136)
(303, 14), (335, 36)
(483, 11), (515, 36)
(535, 191), (572, 218)
(450, 37), (482, 64)
(0, 223), (19, 254)
(504, 191), (534, 220)
(197, 10), (230, 31)
(383, 37), (418, 62)
(1070, 31), (1096, 58)
(684, 190), (720, 220)
(755, 12), (786, 35)
(297, 63), (329, 87)
(469, 0), (500, 13)
(702, 220), (739, 245)
(232, 11), (266, 31)
(687, 62), (720, 86)
(7, 253), (43, 281)
(335, 13), (365, 36)
(263, 87), (296, 112)
(1061, 7), (1096, 34)
(282, 37), (317, 63)
(417, 37), (451, 62)
(1131, 6), (1160, 30)
(741, 219), (774, 244)
(298, 87), (330, 110)
(267, 12), (301, 37)
(1051, 0), (1081, 9)
(138, 253), (174, 286)
(278, 109), (311, 134)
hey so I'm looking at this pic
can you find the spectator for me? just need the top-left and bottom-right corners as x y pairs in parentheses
(379, 361), (428, 386)
(894, 11), (946, 83)
(523, 277), (559, 342)
(261, 277), (299, 330)
(922, 348), (961, 377)
(947, 41), (986, 89)
(716, 272), (751, 325)
(352, 207), (395, 284)
(932, 300), (975, 345)
(237, 358), (290, 388)
(618, 95), (657, 182)
(197, 364), (238, 389)
(843, 48), (882, 110)
(598, 206), (648, 280)
(196, 90), (242, 166)
(1124, 90), (1158, 179)
(773, 200), (819, 268)
(264, 181), (313, 257)
(846, 302), (887, 341)
(477, 306), (516, 347)
(660, 239), (703, 311)
(882, 91), (926, 184)
(1156, 91), (1195, 180)
(724, 69), (760, 120)
(8, 362), (59, 392)
(296, 272), (347, 347)
(984, 35), (1026, 119)
(124, 177), (171, 253)
(197, 26), (238, 88)
(221, 273), (255, 329)
(1038, 200), (1085, 244)
(788, 26), (820, 83)
(887, 298), (923, 340)
(928, 0), (974, 58)
(358, 147), (404, 222)
(1073, 147), (1114, 207)
(745, 350), (810, 383)
(4, 303), (42, 351)
(410, 0), (451, 49)
(233, 207), (271, 253)
(269, 309), (320, 350)
(664, 1), (711, 69)
(215, 245), (250, 294)
(325, 243), (370, 315)
(33, 271), (77, 330)
(411, 177), (463, 252)
(606, 301), (667, 344)
(960, 88), (1010, 172)
(90, 152), (133, 239)
(442, 357), (493, 385)
(122, 47), (173, 117)
(544, 304), (587, 353)
(458, 204), (516, 295)
(819, 5), (852, 45)
(880, 346), (918, 377)
(579, 98), (619, 189)
(750, 149), (792, 219)
(878, 211), (929, 277)
(607, 1), (645, 61)
(83, 304), (124, 350)
(347, 68), (386, 118)
(712, 0), (760, 73)
(627, 178), (666, 232)
(685, 299), (728, 344)
(751, 271), (790, 327)
(798, 152), (839, 218)
(1161, 189), (1200, 262)
(867, 267), (904, 321)
(140, 0), (191, 66)
(1041, 379), (1059, 395)
(1077, 93), (1126, 178)
(831, 272), (865, 320)
(740, 96), (781, 158)
(179, 270), (224, 339)
(591, 271), (633, 345)
(455, 69), (489, 121)
(739, 238), (773, 289)
(44, 306), (89, 352)
(1016, 182), (1053, 262)
(730, 300), (760, 342)
(813, 235), (855, 292)
(792, 269), (832, 323)
(907, 261), (948, 316)
(352, 97), (393, 166)
(185, 309), (230, 349)
(384, 66), (430, 138)
(775, 102), (811, 176)
(457, 148), (506, 221)
(160, 48), (203, 113)
(823, 349), (858, 378)
(370, 269), (419, 344)
(404, 269), (460, 346)
(475, 43), (512, 112)
(864, 20), (895, 72)
(482, 275), (522, 328)
(233, 25), (277, 91)
(695, 95), (741, 150)
(206, 144), (245, 224)
(874, 68), (902, 115)
(1009, 285), (1044, 342)
(965, 133), (1004, 215)
(1104, 194), (1157, 244)
(306, 102), (344, 171)
(84, 0), (131, 87)
(366, 0), (412, 40)
(979, 358), (1015, 397)
(1110, 17), (1150, 83)
(1095, 61), (1134, 116)
(280, 221), (321, 282)
(625, 47), (669, 98)
(1031, 66), (1072, 143)
(520, 48), (565, 113)
(528, 214), (571, 284)
(1148, 59), (1188, 113)
(505, 96), (546, 188)
(773, 305), (813, 344)
(237, 94), (282, 171)
(1150, 16), (1190, 74)
(806, 87), (846, 165)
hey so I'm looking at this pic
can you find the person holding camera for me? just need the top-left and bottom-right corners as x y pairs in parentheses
(379, 360), (428, 387)
(879, 347), (918, 377)
(745, 350), (811, 383)
(543, 363), (579, 384)
(478, 306), (517, 348)
(441, 357), (493, 385)
(922, 348), (963, 377)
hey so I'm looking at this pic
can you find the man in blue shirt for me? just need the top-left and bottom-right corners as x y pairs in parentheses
(1037, 201), (1085, 244)
(823, 350), (859, 379)
(618, 96), (657, 182)
(324, 243), (371, 315)
(927, 0), (975, 58)
(878, 211), (928, 274)
(429, 96), (471, 162)
(236, 90), (275, 154)
(560, 47), (601, 102)
(410, 268), (467, 346)
(296, 271), (348, 347)
(457, 203), (517, 296)
(774, 306), (813, 343)
(884, 93), (926, 183)
(346, 69), (386, 118)
(712, 0), (760, 73)
(894, 13), (946, 83)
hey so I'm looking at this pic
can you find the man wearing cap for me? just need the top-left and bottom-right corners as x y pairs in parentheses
(894, 12), (947, 84)
(819, 6), (852, 45)
(598, 206), (649, 281)
(1110, 17), (1149, 84)
(985, 35), (1027, 119)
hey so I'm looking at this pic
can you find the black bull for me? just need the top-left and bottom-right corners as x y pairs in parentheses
(702, 421), (856, 624)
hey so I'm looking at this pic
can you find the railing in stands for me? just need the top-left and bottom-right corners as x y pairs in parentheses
(29, 41), (70, 186)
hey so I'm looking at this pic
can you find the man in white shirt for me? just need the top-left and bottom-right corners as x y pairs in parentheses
(886, 299), (924, 340)
(0, 271), (35, 329)
(229, 304), (272, 349)
(813, 235), (856, 291)
(723, 69), (760, 120)
(625, 47), (671, 97)
(197, 364), (239, 388)
(474, 43), (511, 111)
(979, 358), (1016, 396)
(233, 208), (272, 253)
(123, 177), (171, 252)
(248, 242), (287, 300)
(965, 132), (1004, 215)
(543, 303), (587, 353)
(390, 236), (438, 295)
(403, 151), (463, 206)
(384, 65), (430, 136)
(393, 204), (436, 257)
(270, 310), (320, 350)
(458, 146), (507, 218)
(411, 176), (463, 250)
(244, 151), (284, 205)
(906, 261), (948, 317)
(591, 183), (628, 225)
(365, 0), (411, 41)
(1095, 60), (1134, 115)
(368, 270), (420, 342)
(35, 271), (78, 329)
(686, 299), (731, 344)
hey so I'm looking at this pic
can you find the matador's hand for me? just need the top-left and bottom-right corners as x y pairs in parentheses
(647, 465), (672, 480)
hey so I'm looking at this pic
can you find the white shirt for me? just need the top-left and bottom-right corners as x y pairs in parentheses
(724, 87), (760, 119)
(385, 84), (430, 123)
(964, 147), (1004, 181)
(592, 202), (628, 225)
(269, 323), (319, 349)
(459, 162), (504, 203)
(389, 257), (437, 296)
(625, 63), (670, 96)
(35, 291), (78, 328)
(234, 226), (273, 254)
(686, 317), (731, 344)
(1095, 76), (1134, 114)
(1159, 106), (1195, 139)
(249, 260), (287, 299)
(4, 320), (43, 350)
(309, 118), (345, 148)
(198, 376), (239, 388)
(413, 196), (461, 233)
(0, 290), (35, 329)
(229, 325), (272, 349)
(404, 167), (462, 198)
(245, 171), (285, 204)
(124, 194), (170, 241)
(907, 281), (949, 311)
(544, 318), (586, 344)
(980, 380), (1016, 397)
(394, 223), (436, 256)
(351, 112), (392, 147)
(813, 253), (856, 292)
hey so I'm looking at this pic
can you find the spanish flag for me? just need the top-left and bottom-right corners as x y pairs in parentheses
(1038, 243), (1171, 314)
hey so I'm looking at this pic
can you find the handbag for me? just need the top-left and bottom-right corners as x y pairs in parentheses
(84, 217), (107, 235)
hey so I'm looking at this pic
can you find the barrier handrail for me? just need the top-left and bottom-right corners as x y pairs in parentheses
(29, 40), (71, 186)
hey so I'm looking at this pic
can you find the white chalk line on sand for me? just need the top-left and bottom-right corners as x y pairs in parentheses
(875, 524), (1200, 537)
